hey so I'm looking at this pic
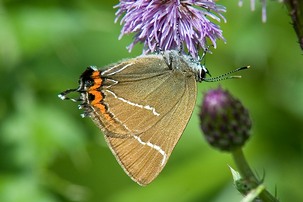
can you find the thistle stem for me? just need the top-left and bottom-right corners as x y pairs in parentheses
(284, 0), (303, 51)
(231, 148), (279, 202)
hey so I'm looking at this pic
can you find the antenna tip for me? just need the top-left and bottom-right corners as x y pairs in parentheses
(238, 66), (250, 71)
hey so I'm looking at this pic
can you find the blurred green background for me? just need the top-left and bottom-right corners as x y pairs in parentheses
(1, 0), (302, 201)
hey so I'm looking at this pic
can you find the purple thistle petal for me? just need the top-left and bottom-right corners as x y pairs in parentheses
(261, 0), (267, 23)
(115, 0), (226, 58)
(238, 0), (268, 22)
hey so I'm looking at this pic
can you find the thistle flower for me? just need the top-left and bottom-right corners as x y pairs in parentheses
(199, 87), (252, 151)
(115, 0), (226, 58)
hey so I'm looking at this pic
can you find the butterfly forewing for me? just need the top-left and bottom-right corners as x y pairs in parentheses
(90, 55), (193, 137)
(99, 63), (197, 185)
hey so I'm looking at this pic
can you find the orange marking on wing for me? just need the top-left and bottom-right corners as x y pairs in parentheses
(94, 101), (115, 123)
(87, 71), (116, 124)
(90, 91), (103, 105)
(90, 71), (103, 90)
(94, 103), (106, 113)
(92, 71), (100, 77)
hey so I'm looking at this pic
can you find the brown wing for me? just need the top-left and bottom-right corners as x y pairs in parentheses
(103, 70), (197, 185)
(90, 55), (194, 137)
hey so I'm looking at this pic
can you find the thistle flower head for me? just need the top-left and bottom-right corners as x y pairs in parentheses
(115, 0), (226, 58)
(199, 87), (252, 151)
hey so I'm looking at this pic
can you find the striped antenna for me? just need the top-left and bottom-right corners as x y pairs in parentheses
(203, 66), (250, 82)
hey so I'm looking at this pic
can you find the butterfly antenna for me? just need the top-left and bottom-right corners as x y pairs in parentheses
(203, 66), (250, 82)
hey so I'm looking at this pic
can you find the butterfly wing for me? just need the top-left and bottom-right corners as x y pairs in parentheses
(88, 55), (197, 185)
(89, 55), (192, 135)
(103, 70), (196, 185)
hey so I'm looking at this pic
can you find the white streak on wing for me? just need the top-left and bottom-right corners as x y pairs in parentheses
(102, 63), (133, 76)
(104, 78), (118, 88)
(133, 135), (167, 166)
(105, 90), (160, 116)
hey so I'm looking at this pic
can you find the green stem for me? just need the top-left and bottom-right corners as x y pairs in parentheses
(231, 148), (279, 202)
(284, 0), (303, 51)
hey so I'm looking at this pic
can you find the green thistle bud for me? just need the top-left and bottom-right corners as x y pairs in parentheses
(199, 87), (252, 151)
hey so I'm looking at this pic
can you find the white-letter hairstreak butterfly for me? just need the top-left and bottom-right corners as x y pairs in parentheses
(58, 50), (248, 186)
